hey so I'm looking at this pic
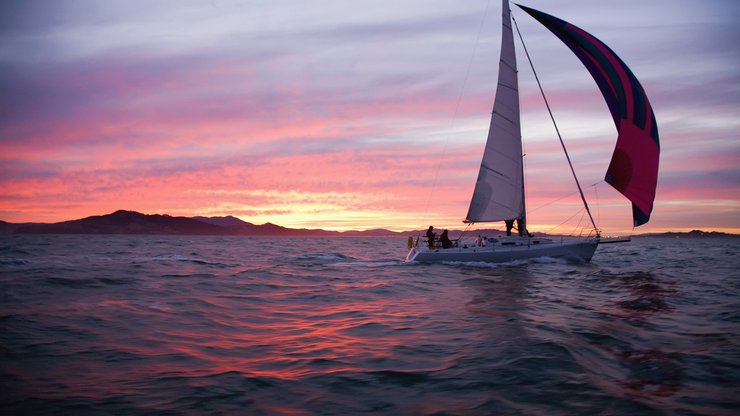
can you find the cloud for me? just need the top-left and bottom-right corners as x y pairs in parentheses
(0, 0), (738, 233)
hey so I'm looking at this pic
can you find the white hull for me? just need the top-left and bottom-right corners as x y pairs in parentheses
(406, 237), (599, 264)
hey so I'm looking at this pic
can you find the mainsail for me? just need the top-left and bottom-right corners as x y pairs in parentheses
(465, 0), (524, 224)
(518, 5), (660, 226)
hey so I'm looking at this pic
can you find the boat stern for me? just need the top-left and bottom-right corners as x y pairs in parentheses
(405, 247), (421, 262)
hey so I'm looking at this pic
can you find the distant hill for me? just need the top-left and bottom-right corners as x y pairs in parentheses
(12, 210), (227, 235)
(193, 215), (253, 229)
(193, 215), (343, 236)
(0, 220), (17, 234)
(5, 210), (401, 236)
(634, 230), (738, 238)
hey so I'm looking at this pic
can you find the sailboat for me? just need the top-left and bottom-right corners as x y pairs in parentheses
(406, 0), (659, 263)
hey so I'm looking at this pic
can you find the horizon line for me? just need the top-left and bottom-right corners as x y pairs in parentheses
(2, 209), (737, 236)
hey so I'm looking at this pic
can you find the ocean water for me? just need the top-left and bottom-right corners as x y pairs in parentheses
(1, 235), (739, 416)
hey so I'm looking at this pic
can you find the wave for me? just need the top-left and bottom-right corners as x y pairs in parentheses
(335, 259), (403, 268)
(2, 235), (738, 415)
(0, 258), (29, 266)
(43, 276), (137, 288)
(438, 255), (572, 269)
(283, 253), (357, 265)
(132, 254), (232, 267)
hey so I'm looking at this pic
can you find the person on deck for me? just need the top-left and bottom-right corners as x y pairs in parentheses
(505, 219), (515, 236)
(505, 218), (525, 237)
(440, 230), (453, 249)
(426, 226), (436, 248)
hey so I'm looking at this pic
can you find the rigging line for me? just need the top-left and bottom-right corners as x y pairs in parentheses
(458, 222), (473, 242)
(545, 207), (584, 235)
(528, 179), (606, 214)
(528, 188), (580, 214)
(593, 182), (600, 227)
(420, 0), (492, 227)
(575, 208), (588, 236)
(512, 14), (600, 237)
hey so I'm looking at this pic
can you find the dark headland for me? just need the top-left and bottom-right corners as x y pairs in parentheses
(0, 210), (398, 237)
(0, 210), (736, 238)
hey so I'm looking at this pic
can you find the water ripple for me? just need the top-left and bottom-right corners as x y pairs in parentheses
(1, 235), (738, 415)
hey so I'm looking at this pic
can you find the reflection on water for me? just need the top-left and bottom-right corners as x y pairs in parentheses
(618, 349), (683, 398)
(582, 269), (685, 405)
(612, 271), (676, 316)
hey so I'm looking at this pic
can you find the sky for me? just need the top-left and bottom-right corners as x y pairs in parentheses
(1, 0), (739, 234)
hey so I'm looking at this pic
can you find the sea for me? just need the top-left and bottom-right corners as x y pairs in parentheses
(1, 234), (738, 416)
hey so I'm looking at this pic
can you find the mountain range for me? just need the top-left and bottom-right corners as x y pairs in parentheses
(0, 210), (735, 238)
(0, 210), (403, 236)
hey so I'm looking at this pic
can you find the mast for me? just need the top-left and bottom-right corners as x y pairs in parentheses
(513, 15), (598, 235)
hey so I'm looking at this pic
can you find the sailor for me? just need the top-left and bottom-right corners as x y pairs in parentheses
(516, 218), (524, 236)
(505, 219), (515, 236)
(505, 218), (525, 236)
(426, 226), (436, 248)
(440, 230), (453, 249)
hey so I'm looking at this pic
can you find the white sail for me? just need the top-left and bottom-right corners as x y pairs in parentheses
(465, 0), (524, 224)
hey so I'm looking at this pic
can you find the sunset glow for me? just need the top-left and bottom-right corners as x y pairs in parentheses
(1, 0), (738, 235)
